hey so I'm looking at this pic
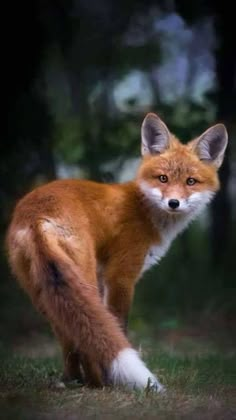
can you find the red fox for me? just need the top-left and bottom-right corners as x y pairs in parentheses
(6, 113), (228, 391)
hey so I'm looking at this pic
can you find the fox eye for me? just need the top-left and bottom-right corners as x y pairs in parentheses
(186, 177), (197, 186)
(158, 175), (168, 183)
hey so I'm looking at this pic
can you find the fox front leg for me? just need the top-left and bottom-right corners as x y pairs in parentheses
(104, 281), (135, 333)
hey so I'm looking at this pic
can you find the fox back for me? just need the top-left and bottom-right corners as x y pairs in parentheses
(6, 113), (228, 390)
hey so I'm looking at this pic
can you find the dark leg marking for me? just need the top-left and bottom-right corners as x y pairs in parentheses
(47, 261), (66, 288)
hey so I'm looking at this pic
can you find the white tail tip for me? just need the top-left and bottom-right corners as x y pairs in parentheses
(109, 348), (164, 392)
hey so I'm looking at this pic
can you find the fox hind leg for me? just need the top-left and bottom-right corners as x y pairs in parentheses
(53, 327), (84, 383)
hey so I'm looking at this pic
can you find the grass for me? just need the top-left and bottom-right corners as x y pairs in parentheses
(0, 335), (235, 420)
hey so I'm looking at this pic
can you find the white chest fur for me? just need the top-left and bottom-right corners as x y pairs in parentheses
(140, 216), (191, 276)
(141, 240), (171, 275)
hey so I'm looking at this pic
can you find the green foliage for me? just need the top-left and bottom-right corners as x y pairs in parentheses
(54, 117), (84, 164)
(114, 43), (161, 75)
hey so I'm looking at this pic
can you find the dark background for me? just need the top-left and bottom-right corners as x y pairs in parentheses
(1, 0), (235, 350)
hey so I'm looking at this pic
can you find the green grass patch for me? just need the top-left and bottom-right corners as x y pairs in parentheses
(0, 347), (235, 419)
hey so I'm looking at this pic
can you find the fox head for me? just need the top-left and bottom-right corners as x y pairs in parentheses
(136, 113), (228, 218)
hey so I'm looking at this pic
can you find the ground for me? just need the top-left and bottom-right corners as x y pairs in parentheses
(0, 327), (235, 419)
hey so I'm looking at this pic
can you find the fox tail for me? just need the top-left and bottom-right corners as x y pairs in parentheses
(7, 220), (164, 391)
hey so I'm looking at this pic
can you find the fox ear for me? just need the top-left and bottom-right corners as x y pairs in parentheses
(141, 113), (171, 156)
(192, 124), (228, 168)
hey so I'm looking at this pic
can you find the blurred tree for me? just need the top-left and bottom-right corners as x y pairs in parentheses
(175, 0), (236, 264)
(211, 4), (235, 265)
(46, 0), (163, 180)
(2, 2), (55, 231)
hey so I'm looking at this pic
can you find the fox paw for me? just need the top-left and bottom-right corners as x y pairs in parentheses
(146, 377), (166, 393)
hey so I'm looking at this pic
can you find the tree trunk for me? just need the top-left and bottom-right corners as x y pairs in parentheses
(210, 6), (236, 264)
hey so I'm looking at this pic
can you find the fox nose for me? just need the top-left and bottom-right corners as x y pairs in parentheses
(168, 199), (180, 210)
